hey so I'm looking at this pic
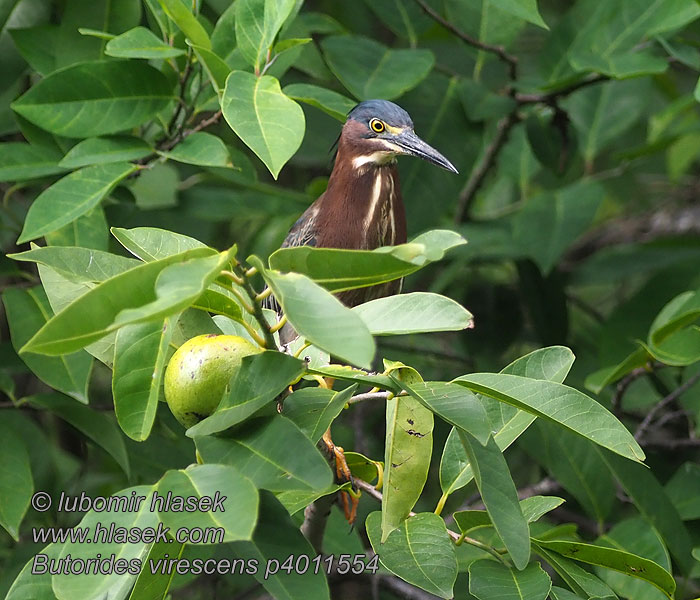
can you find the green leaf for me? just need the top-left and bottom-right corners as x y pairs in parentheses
(111, 226), (208, 261)
(157, 0), (211, 48)
(565, 78), (649, 165)
(9, 245), (139, 283)
(250, 256), (374, 368)
(283, 83), (355, 122)
(439, 427), (473, 496)
(469, 561), (551, 600)
(269, 229), (466, 292)
(29, 393), (130, 476)
(4, 543), (59, 600)
(382, 367), (433, 541)
(396, 380), (490, 444)
(439, 346), (575, 500)
(595, 518), (672, 600)
(454, 496), (564, 533)
(567, 0), (697, 77)
(283, 384), (357, 442)
(52, 486), (155, 600)
(490, 0), (548, 29)
(59, 136), (152, 168)
(18, 162), (137, 243)
(534, 544), (617, 599)
(345, 451), (380, 483)
(511, 181), (603, 274)
(646, 289), (700, 365)
(354, 292), (473, 335)
(549, 586), (585, 600)
(0, 143), (66, 182)
(21, 247), (218, 355)
(0, 422), (33, 541)
(44, 205), (109, 251)
(2, 287), (92, 404)
(665, 462), (700, 520)
(321, 35), (434, 100)
(366, 511), (457, 599)
(454, 373), (645, 463)
(522, 423), (615, 523)
(159, 132), (231, 167)
(105, 26), (186, 58)
(130, 163), (178, 210)
(222, 71), (305, 179)
(459, 431), (531, 570)
(11, 60), (174, 137)
(189, 42), (231, 92)
(308, 364), (400, 392)
(112, 316), (175, 441)
(186, 351), (305, 436)
(127, 540), (183, 600)
(599, 451), (693, 573)
(112, 250), (238, 326)
(156, 464), (258, 542)
(234, 0), (295, 70)
(195, 415), (332, 491)
(536, 540), (675, 598)
(230, 491), (331, 600)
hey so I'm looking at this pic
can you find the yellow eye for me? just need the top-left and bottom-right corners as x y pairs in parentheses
(370, 118), (385, 133)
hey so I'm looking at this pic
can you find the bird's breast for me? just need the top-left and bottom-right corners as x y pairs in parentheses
(361, 167), (400, 249)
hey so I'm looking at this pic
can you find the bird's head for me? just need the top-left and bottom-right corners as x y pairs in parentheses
(344, 99), (458, 174)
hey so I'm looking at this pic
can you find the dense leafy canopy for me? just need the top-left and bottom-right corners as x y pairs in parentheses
(1, 0), (699, 599)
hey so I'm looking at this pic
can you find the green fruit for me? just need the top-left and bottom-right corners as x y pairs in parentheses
(164, 334), (262, 428)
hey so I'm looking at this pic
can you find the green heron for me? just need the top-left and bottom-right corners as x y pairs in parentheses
(273, 99), (457, 521)
(278, 99), (457, 321)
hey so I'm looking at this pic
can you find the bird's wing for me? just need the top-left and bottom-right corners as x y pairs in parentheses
(281, 204), (319, 248)
(262, 202), (320, 320)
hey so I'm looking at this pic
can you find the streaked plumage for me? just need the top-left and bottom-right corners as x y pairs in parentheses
(273, 99), (457, 344)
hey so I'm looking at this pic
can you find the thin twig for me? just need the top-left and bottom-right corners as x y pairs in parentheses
(354, 478), (505, 563)
(515, 74), (609, 105)
(413, 0), (517, 81)
(231, 262), (277, 350)
(612, 365), (657, 417)
(347, 391), (393, 405)
(158, 110), (223, 153)
(642, 438), (700, 449)
(454, 112), (520, 223)
(635, 373), (700, 441)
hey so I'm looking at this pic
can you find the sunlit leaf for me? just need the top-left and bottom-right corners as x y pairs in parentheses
(222, 71), (305, 179)
(11, 60), (174, 137)
(18, 162), (137, 243)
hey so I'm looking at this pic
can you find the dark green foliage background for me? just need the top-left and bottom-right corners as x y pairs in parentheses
(1, 0), (700, 599)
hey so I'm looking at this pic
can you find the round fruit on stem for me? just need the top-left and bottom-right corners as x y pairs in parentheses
(164, 334), (262, 428)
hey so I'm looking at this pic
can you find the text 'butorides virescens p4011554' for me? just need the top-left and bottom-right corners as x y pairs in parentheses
(279, 98), (458, 310)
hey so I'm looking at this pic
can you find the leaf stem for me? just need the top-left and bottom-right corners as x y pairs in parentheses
(231, 262), (277, 350)
(269, 314), (287, 334)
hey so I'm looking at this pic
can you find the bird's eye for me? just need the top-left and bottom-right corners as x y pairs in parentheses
(370, 118), (385, 133)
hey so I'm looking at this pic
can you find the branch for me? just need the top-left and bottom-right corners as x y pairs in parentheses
(348, 391), (393, 405)
(413, 0), (518, 81)
(158, 110), (223, 153)
(635, 373), (700, 441)
(611, 363), (661, 417)
(300, 494), (335, 554)
(454, 112), (520, 223)
(515, 74), (609, 105)
(379, 576), (443, 600)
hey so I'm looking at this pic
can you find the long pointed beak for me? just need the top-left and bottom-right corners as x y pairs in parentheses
(394, 129), (459, 174)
